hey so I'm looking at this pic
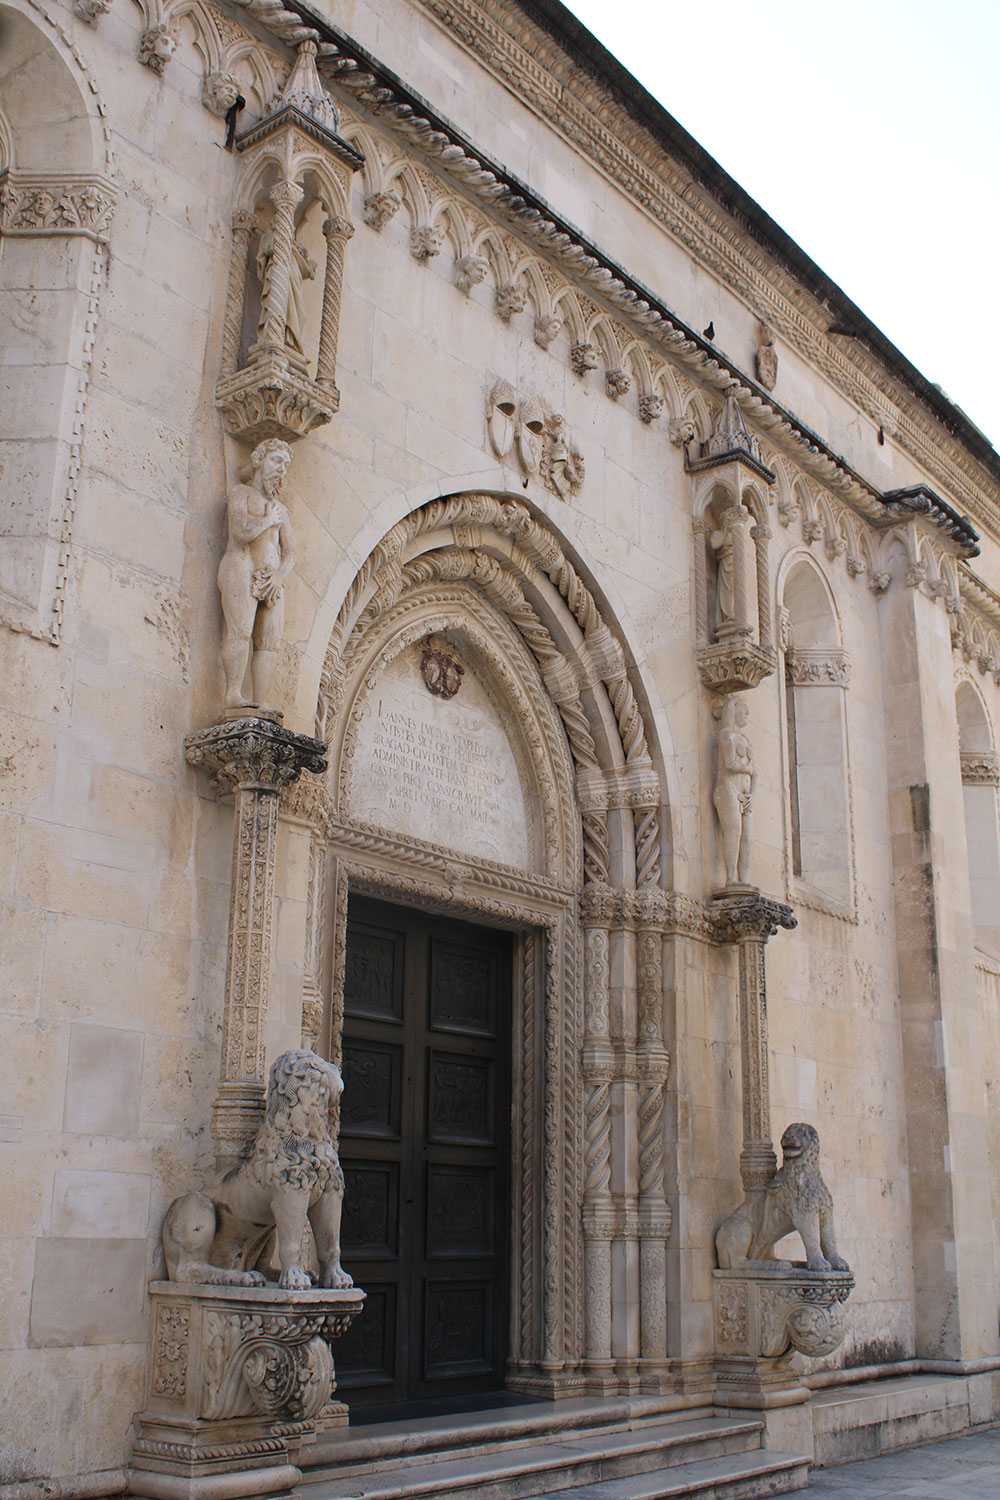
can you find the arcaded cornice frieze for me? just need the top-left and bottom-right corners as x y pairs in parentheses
(204, 0), (999, 543)
(404, 0), (1000, 532)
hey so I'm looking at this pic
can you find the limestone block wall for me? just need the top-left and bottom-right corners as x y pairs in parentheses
(1, 0), (999, 1484)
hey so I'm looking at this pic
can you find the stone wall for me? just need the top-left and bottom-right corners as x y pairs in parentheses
(1, 0), (999, 1485)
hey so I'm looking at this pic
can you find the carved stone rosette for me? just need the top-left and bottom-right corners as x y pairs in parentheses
(129, 1283), (365, 1500)
(185, 717), (328, 1164)
(713, 1266), (854, 1409)
(711, 890), (796, 1194)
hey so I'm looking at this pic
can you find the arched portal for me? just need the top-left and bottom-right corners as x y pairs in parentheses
(289, 493), (674, 1396)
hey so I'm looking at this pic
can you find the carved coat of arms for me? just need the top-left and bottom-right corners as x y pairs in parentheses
(421, 644), (465, 699)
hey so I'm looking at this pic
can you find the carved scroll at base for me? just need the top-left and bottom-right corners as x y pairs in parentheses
(713, 1266), (854, 1409)
(129, 1282), (365, 1500)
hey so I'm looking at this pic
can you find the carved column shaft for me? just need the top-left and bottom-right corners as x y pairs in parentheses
(751, 523), (772, 652)
(316, 214), (354, 389)
(256, 178), (304, 358)
(185, 718), (328, 1167)
(730, 508), (753, 638)
(735, 933), (775, 1191)
(581, 888), (615, 1370)
(711, 894), (796, 1196)
(220, 212), (256, 378)
(692, 518), (709, 649)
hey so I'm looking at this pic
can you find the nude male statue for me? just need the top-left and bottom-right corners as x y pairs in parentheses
(217, 438), (295, 711)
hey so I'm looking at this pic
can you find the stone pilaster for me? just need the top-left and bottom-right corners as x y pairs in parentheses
(185, 716), (328, 1167)
(711, 890), (796, 1194)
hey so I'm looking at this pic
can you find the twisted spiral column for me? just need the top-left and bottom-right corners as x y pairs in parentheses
(256, 178), (304, 358)
(316, 213), (354, 388)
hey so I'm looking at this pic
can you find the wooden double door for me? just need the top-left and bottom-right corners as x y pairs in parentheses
(335, 896), (512, 1408)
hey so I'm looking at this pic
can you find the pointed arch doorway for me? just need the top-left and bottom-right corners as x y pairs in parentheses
(294, 492), (674, 1402)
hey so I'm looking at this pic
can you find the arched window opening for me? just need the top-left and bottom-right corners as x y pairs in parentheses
(956, 682), (1000, 958)
(781, 560), (853, 909)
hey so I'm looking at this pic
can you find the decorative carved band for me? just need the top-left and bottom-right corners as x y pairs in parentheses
(575, 762), (661, 812)
(785, 647), (852, 686)
(0, 171), (117, 241)
(960, 750), (1000, 786)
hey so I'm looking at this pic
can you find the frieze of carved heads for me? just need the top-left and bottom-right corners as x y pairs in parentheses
(716, 1122), (849, 1273)
(0, 174), (116, 241)
(140, 23), (178, 73)
(784, 647), (852, 687)
(570, 341), (600, 376)
(960, 750), (1000, 785)
(74, 0), (111, 22)
(215, 42), (363, 446)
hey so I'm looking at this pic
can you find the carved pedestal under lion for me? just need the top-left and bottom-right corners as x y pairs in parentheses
(713, 1123), (854, 1412)
(129, 1051), (365, 1500)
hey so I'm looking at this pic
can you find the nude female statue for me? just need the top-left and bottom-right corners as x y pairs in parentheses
(713, 695), (754, 886)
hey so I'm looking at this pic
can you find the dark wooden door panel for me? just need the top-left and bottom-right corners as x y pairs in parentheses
(337, 896), (511, 1409)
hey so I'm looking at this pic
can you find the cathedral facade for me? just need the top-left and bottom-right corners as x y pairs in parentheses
(2, 0), (999, 1494)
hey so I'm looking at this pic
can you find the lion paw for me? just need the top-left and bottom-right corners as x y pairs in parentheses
(279, 1266), (313, 1291)
(320, 1264), (354, 1290)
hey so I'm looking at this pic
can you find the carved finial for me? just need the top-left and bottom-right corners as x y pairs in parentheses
(705, 385), (762, 464)
(266, 39), (340, 134)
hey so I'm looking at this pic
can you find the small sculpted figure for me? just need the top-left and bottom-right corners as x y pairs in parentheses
(716, 1121), (850, 1274)
(710, 505), (739, 634)
(162, 1049), (352, 1291)
(218, 438), (295, 711)
(713, 695), (754, 886)
(257, 220), (316, 361)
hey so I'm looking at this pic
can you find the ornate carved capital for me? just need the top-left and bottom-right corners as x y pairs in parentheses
(697, 640), (777, 693)
(323, 214), (355, 242)
(710, 890), (796, 944)
(961, 750), (1000, 786)
(581, 882), (617, 928)
(215, 355), (338, 445)
(185, 718), (328, 796)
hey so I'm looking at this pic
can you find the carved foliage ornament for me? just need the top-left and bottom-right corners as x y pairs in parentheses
(0, 173), (116, 241)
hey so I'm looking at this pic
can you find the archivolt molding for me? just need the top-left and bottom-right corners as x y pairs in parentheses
(314, 493), (664, 891)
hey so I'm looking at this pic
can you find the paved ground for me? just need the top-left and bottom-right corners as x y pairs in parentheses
(805, 1425), (1000, 1497)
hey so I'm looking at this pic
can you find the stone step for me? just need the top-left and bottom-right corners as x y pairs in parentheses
(518, 1450), (810, 1500)
(300, 1413), (772, 1500)
(810, 1372), (985, 1467)
(306, 1398), (723, 1477)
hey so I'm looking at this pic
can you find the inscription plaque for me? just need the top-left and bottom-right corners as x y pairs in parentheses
(347, 647), (530, 867)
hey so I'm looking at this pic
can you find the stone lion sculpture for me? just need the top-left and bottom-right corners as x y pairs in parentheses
(715, 1121), (849, 1273)
(163, 1049), (353, 1291)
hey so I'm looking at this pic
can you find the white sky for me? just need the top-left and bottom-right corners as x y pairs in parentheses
(560, 0), (1000, 449)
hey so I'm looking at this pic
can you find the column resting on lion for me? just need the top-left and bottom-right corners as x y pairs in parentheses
(163, 1049), (353, 1291)
(716, 1122), (850, 1273)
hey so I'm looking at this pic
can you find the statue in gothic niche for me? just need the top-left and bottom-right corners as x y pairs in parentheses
(257, 216), (317, 365)
(710, 505), (743, 636)
(713, 694), (754, 886)
(218, 438), (295, 711)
